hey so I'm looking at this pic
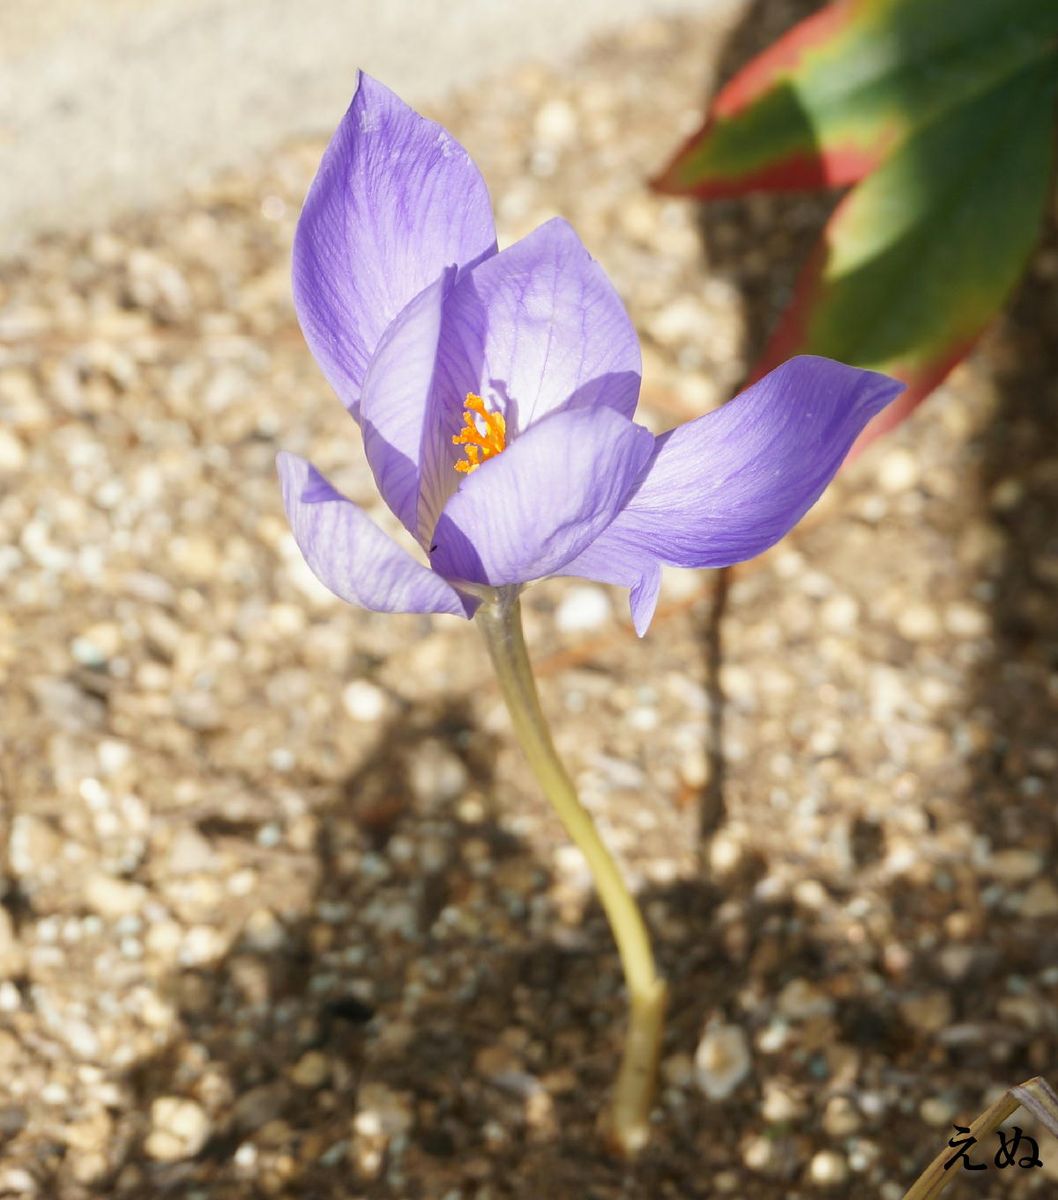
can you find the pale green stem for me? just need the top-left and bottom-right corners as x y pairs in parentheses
(475, 588), (667, 1156)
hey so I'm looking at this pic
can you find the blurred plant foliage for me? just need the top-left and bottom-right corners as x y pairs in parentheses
(656, 0), (1058, 450)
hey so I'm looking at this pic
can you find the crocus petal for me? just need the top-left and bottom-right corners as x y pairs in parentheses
(559, 533), (663, 637)
(440, 217), (642, 433)
(360, 269), (455, 543)
(601, 356), (903, 567)
(292, 72), (497, 418)
(429, 406), (654, 587)
(277, 452), (470, 617)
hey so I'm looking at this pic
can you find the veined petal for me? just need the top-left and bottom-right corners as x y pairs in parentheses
(277, 452), (471, 617)
(292, 73), (497, 418)
(605, 356), (903, 567)
(559, 532), (663, 637)
(429, 406), (654, 588)
(440, 217), (642, 434)
(360, 269), (455, 542)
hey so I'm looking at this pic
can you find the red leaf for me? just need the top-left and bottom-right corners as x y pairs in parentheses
(712, 0), (857, 119)
(652, 0), (886, 197)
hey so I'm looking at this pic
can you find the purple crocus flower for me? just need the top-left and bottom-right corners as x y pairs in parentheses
(278, 74), (902, 635)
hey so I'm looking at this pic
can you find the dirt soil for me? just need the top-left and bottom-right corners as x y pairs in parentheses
(2, 5), (1057, 1199)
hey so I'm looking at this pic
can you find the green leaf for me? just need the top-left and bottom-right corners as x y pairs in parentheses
(754, 53), (1058, 446)
(656, 0), (1058, 197)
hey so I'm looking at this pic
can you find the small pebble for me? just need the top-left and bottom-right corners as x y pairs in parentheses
(409, 740), (467, 803)
(146, 1097), (211, 1161)
(877, 447), (919, 493)
(808, 1149), (849, 1187)
(341, 679), (389, 722)
(919, 1096), (956, 1127)
(896, 603), (941, 641)
(289, 1050), (331, 1089)
(0, 1168), (37, 1195)
(84, 873), (147, 919)
(822, 1095), (860, 1136)
(555, 585), (612, 634)
(353, 1082), (414, 1137)
(944, 602), (989, 638)
(533, 98), (578, 147)
(819, 593), (859, 633)
(694, 1023), (752, 1101)
(742, 1134), (778, 1173)
(8, 815), (63, 882)
(777, 978), (835, 1020)
(1019, 878), (1058, 917)
(761, 1081), (803, 1123)
(900, 991), (953, 1034)
(990, 478), (1023, 511)
(987, 848), (1043, 882)
(0, 429), (27, 472)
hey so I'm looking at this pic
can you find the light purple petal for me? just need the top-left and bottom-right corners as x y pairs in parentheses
(292, 73), (497, 418)
(358, 265), (481, 548)
(559, 534), (663, 637)
(439, 218), (642, 434)
(277, 452), (470, 617)
(360, 269), (455, 543)
(430, 407), (654, 587)
(601, 356), (904, 568)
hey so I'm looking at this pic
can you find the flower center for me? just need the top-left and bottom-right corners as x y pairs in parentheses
(452, 393), (506, 474)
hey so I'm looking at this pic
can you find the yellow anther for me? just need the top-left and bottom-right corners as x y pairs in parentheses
(452, 393), (506, 474)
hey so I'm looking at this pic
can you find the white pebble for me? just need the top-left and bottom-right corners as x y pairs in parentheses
(9, 815), (62, 880)
(708, 833), (741, 875)
(354, 1082), (414, 1137)
(822, 1095), (861, 1136)
(742, 1134), (777, 1172)
(342, 679), (389, 722)
(555, 585), (612, 634)
(409, 740), (467, 803)
(146, 1097), (211, 1161)
(648, 297), (712, 348)
(97, 738), (131, 774)
(0, 1168), (37, 1194)
(680, 746), (709, 789)
(809, 1149), (849, 1186)
(179, 925), (228, 966)
(0, 429), (27, 472)
(234, 1141), (257, 1168)
(896, 603), (941, 641)
(820, 593), (859, 633)
(761, 1081), (802, 1122)
(84, 873), (147, 918)
(694, 1022), (751, 1100)
(533, 98), (578, 147)
(945, 602), (989, 638)
(877, 447), (919, 493)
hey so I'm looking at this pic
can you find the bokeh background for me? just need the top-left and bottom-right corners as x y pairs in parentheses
(1, 1), (1057, 1197)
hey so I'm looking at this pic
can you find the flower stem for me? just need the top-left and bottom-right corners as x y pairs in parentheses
(476, 589), (667, 1156)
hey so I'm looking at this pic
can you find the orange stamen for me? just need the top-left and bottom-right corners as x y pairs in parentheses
(452, 393), (506, 474)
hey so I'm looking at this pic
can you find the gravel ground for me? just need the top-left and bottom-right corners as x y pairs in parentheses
(2, 6), (1058, 1199)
